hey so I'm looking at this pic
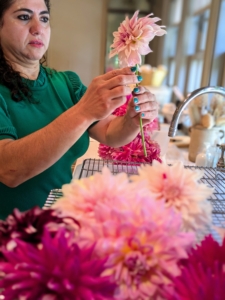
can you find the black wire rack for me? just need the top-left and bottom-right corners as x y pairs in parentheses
(78, 158), (149, 178)
(44, 159), (225, 242)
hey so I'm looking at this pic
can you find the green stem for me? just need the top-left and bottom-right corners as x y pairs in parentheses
(135, 64), (147, 157)
(140, 117), (147, 157)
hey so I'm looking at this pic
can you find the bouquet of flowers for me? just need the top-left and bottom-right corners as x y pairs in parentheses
(0, 161), (220, 300)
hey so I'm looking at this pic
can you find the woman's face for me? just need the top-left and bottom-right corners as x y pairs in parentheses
(0, 0), (50, 64)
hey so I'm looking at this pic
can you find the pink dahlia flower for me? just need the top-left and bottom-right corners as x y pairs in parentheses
(131, 161), (213, 233)
(53, 167), (148, 223)
(53, 168), (195, 299)
(166, 235), (225, 300)
(0, 228), (116, 300)
(98, 96), (161, 163)
(98, 137), (161, 163)
(81, 194), (195, 299)
(109, 10), (166, 67)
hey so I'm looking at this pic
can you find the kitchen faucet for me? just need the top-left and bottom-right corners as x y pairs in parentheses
(168, 86), (225, 168)
(168, 86), (225, 137)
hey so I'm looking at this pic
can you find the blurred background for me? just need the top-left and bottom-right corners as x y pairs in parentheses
(48, 0), (225, 94)
(47, 0), (225, 164)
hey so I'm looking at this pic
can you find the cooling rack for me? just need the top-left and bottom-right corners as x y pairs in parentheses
(44, 159), (225, 242)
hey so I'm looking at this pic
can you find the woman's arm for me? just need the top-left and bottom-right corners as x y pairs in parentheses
(0, 109), (92, 187)
(89, 86), (158, 147)
(0, 67), (139, 187)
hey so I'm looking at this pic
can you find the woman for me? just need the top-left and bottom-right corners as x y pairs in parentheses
(0, 0), (158, 219)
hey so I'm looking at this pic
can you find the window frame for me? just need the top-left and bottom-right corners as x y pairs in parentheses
(161, 0), (223, 97)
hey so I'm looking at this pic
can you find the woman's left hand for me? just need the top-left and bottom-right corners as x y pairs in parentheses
(124, 86), (159, 127)
(89, 86), (159, 147)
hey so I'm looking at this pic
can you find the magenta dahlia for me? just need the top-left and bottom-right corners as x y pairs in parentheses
(0, 228), (116, 300)
(166, 235), (225, 300)
(0, 206), (79, 251)
(98, 96), (161, 163)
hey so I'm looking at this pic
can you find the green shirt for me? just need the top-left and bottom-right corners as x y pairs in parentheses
(0, 66), (89, 219)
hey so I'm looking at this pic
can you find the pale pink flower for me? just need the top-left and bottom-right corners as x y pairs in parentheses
(53, 168), (195, 299)
(82, 196), (194, 299)
(109, 10), (166, 67)
(131, 161), (213, 233)
(53, 167), (147, 223)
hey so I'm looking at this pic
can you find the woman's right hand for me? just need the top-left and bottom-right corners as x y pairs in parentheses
(76, 67), (142, 122)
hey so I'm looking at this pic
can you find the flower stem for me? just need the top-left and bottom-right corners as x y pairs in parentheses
(135, 64), (147, 157)
(140, 117), (147, 157)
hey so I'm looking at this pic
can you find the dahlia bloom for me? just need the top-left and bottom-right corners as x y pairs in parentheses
(53, 167), (148, 222)
(109, 10), (166, 66)
(131, 161), (213, 232)
(0, 228), (116, 300)
(81, 196), (195, 299)
(98, 96), (161, 163)
(53, 168), (195, 299)
(166, 235), (225, 300)
(0, 206), (79, 253)
(98, 137), (161, 163)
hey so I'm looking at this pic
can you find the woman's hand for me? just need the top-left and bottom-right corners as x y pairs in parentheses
(124, 86), (159, 128)
(88, 85), (159, 147)
(76, 67), (142, 122)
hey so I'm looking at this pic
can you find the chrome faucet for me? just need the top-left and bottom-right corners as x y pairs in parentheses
(168, 86), (225, 137)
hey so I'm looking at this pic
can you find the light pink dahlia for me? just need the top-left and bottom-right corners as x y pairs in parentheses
(131, 161), (213, 233)
(0, 228), (116, 300)
(79, 194), (195, 299)
(53, 167), (148, 223)
(166, 235), (225, 300)
(109, 10), (166, 67)
(53, 168), (195, 299)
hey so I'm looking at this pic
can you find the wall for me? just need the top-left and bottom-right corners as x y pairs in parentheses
(145, 0), (168, 67)
(47, 0), (107, 86)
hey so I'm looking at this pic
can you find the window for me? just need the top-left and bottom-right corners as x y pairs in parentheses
(185, 8), (210, 93)
(160, 0), (224, 98)
(210, 0), (225, 86)
(193, 0), (211, 13)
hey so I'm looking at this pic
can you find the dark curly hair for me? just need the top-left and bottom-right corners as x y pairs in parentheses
(0, 0), (51, 102)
